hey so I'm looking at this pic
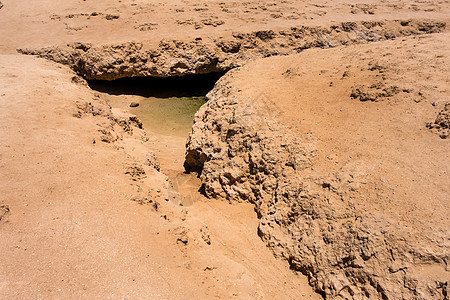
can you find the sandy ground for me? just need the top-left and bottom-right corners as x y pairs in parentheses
(0, 55), (318, 299)
(0, 0), (449, 298)
(1, 0), (449, 54)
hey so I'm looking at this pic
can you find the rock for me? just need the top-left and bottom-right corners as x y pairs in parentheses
(201, 18), (224, 27)
(134, 23), (158, 31)
(175, 228), (189, 245)
(71, 75), (87, 86)
(433, 102), (450, 128)
(350, 83), (400, 102)
(200, 225), (211, 245)
(75, 101), (111, 118)
(99, 129), (119, 143)
(129, 102), (139, 107)
(254, 30), (276, 40)
(105, 14), (119, 20)
(145, 153), (161, 171)
(216, 40), (241, 53)
(128, 116), (143, 129)
(0, 204), (10, 221)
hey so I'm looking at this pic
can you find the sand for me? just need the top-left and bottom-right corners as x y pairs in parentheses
(0, 0), (449, 298)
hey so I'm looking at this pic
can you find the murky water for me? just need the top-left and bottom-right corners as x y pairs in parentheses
(129, 95), (206, 206)
(130, 96), (206, 136)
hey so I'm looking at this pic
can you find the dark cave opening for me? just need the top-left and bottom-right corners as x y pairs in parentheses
(86, 72), (225, 98)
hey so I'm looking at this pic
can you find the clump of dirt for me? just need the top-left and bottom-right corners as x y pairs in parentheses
(427, 102), (450, 138)
(125, 165), (147, 181)
(134, 23), (157, 31)
(350, 3), (376, 15)
(73, 100), (111, 118)
(350, 83), (400, 101)
(105, 14), (119, 20)
(0, 204), (9, 222)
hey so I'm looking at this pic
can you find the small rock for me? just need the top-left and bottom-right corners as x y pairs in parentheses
(0, 204), (10, 221)
(129, 102), (139, 108)
(125, 165), (146, 181)
(200, 225), (211, 245)
(176, 232), (189, 245)
(105, 14), (119, 20)
(71, 76), (87, 86)
(427, 102), (450, 138)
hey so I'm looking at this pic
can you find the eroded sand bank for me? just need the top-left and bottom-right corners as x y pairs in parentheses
(0, 0), (449, 299)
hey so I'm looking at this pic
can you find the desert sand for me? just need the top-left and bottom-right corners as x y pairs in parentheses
(0, 0), (449, 299)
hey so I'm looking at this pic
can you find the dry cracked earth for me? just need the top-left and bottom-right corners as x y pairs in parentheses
(0, 0), (449, 299)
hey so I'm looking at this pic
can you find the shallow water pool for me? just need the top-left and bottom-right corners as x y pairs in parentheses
(130, 96), (206, 137)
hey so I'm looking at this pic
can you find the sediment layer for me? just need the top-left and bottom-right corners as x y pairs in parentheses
(18, 19), (446, 80)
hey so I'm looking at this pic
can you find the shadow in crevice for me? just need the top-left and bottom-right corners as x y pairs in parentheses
(86, 72), (225, 98)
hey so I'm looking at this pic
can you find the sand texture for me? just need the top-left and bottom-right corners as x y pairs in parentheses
(0, 0), (449, 299)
